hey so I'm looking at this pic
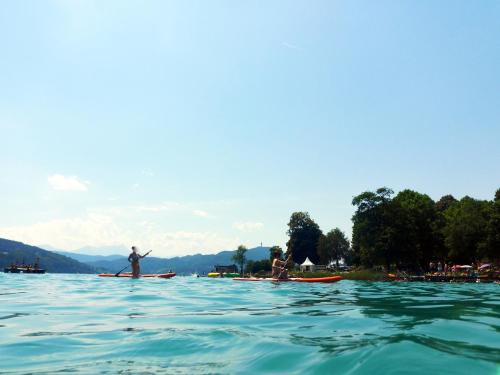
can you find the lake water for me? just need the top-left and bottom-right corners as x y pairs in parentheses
(0, 274), (499, 374)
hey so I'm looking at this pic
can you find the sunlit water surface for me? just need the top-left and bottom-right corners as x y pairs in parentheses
(0, 274), (499, 374)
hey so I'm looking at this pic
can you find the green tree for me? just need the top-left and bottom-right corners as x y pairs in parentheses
(286, 212), (322, 264)
(317, 234), (328, 264)
(317, 228), (350, 268)
(343, 246), (357, 266)
(245, 260), (255, 274)
(351, 187), (401, 270)
(443, 197), (491, 264)
(248, 259), (272, 273)
(393, 190), (437, 270)
(269, 246), (283, 261)
(232, 245), (247, 275)
(435, 195), (458, 212)
(484, 189), (500, 262)
(432, 194), (458, 264)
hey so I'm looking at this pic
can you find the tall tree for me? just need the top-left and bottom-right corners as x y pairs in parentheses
(433, 194), (458, 264)
(269, 246), (283, 261)
(351, 187), (401, 270)
(484, 188), (500, 262)
(443, 197), (491, 264)
(232, 245), (247, 275)
(317, 234), (328, 265)
(435, 195), (458, 212)
(343, 246), (357, 266)
(393, 190), (437, 270)
(286, 212), (322, 264)
(317, 228), (350, 267)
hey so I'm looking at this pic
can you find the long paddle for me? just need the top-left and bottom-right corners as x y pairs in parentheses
(115, 250), (152, 277)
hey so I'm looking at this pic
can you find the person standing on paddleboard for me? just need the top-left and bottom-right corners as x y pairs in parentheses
(128, 246), (146, 278)
(272, 252), (291, 280)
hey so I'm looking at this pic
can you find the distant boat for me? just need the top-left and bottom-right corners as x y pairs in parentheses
(4, 266), (46, 274)
(4, 258), (45, 274)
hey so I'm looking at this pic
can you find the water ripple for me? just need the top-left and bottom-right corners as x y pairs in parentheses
(0, 273), (498, 374)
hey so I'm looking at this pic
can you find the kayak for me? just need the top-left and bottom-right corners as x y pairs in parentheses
(98, 272), (176, 279)
(233, 276), (342, 283)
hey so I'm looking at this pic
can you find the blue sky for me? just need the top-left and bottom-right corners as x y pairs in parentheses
(1, 1), (498, 257)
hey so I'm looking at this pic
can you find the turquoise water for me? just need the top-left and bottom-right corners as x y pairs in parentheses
(0, 274), (499, 374)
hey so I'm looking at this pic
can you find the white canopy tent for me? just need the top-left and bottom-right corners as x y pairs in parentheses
(300, 257), (316, 272)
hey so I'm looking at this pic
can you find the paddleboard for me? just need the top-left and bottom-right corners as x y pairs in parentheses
(233, 276), (342, 283)
(98, 272), (176, 279)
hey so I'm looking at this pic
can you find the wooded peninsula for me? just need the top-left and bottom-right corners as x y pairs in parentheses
(243, 187), (500, 276)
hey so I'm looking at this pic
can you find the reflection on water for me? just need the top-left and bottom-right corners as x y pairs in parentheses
(0, 274), (498, 374)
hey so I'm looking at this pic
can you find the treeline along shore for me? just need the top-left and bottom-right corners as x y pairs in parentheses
(262, 187), (499, 277)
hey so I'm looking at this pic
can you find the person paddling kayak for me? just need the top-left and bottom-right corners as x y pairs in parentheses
(272, 252), (292, 280)
(128, 246), (147, 278)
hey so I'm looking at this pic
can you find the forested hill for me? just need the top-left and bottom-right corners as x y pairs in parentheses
(158, 246), (270, 274)
(55, 251), (124, 264)
(0, 238), (96, 274)
(61, 246), (270, 275)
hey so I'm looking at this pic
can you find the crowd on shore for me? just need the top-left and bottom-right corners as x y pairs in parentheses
(427, 261), (496, 276)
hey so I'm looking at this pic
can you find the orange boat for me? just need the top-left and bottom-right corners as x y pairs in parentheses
(98, 272), (176, 279)
(233, 276), (342, 283)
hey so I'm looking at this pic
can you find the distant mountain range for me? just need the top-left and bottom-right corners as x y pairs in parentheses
(55, 251), (124, 263)
(0, 238), (96, 273)
(0, 237), (270, 275)
(58, 247), (271, 275)
(43, 244), (129, 257)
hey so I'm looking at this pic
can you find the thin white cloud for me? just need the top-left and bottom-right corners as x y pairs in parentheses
(135, 202), (182, 212)
(193, 209), (210, 218)
(282, 42), (302, 50)
(48, 174), (89, 191)
(131, 203), (211, 218)
(233, 221), (264, 232)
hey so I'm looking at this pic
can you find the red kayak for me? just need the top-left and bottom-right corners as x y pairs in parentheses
(233, 276), (342, 283)
(98, 272), (176, 279)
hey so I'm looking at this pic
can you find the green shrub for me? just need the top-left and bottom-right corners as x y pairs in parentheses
(290, 269), (387, 281)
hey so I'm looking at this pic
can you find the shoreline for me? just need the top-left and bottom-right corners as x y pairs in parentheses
(283, 270), (500, 283)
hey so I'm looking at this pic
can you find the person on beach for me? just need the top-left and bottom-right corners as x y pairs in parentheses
(272, 252), (291, 280)
(128, 246), (145, 278)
